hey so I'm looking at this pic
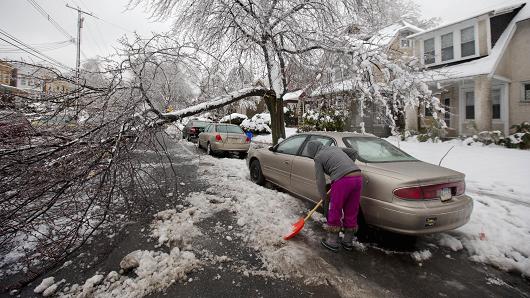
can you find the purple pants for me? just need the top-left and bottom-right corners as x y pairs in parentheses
(327, 175), (363, 229)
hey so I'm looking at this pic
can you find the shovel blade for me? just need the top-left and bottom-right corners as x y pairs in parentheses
(283, 218), (305, 240)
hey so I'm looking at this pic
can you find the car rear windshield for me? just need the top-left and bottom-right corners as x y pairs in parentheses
(217, 125), (244, 134)
(343, 137), (417, 163)
(191, 121), (210, 128)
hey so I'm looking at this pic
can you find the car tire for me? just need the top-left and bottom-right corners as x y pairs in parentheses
(250, 159), (265, 185)
(207, 143), (214, 156)
(187, 135), (191, 142)
(197, 139), (202, 149)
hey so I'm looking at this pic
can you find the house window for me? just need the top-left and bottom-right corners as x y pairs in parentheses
(424, 38), (435, 64)
(524, 82), (530, 101)
(21, 79), (27, 85)
(461, 26), (475, 57)
(491, 89), (501, 119)
(400, 38), (410, 48)
(441, 32), (454, 61)
(465, 91), (475, 119)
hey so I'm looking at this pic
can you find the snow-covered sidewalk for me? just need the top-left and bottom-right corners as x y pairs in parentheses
(386, 137), (530, 277)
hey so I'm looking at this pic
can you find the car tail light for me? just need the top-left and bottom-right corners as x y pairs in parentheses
(190, 127), (197, 133)
(215, 134), (222, 142)
(245, 137), (251, 143)
(393, 181), (466, 200)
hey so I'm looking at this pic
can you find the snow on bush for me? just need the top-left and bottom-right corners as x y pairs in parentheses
(240, 113), (271, 134)
(301, 109), (346, 132)
(220, 113), (247, 124)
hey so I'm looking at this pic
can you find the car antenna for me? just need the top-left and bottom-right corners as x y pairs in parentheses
(438, 146), (455, 166)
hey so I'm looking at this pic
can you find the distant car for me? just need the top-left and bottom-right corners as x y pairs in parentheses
(247, 132), (473, 235)
(182, 119), (212, 141)
(197, 123), (251, 158)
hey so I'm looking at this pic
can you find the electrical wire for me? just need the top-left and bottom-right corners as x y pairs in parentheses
(25, 0), (76, 43)
(0, 29), (73, 71)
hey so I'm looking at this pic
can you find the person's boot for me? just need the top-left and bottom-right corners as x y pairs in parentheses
(321, 224), (340, 252)
(341, 227), (358, 251)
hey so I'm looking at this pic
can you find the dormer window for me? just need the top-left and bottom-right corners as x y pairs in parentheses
(461, 26), (475, 57)
(424, 38), (435, 64)
(441, 32), (454, 61)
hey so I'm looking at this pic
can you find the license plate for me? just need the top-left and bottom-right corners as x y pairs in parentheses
(439, 188), (452, 201)
(229, 137), (242, 143)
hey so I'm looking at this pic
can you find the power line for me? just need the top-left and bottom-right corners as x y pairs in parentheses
(25, 0), (76, 43)
(0, 40), (72, 53)
(0, 28), (73, 71)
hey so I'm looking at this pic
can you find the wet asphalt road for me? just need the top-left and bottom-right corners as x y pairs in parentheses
(8, 133), (530, 298)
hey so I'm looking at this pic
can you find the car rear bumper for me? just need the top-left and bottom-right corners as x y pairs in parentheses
(211, 142), (250, 152)
(361, 195), (473, 235)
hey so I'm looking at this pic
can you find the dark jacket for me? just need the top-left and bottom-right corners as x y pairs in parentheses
(306, 141), (360, 200)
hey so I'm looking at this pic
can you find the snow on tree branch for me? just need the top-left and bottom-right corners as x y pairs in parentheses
(159, 87), (269, 121)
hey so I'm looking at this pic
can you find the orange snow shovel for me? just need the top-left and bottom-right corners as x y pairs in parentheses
(283, 199), (323, 240)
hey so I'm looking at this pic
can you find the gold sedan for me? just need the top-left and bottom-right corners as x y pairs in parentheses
(198, 123), (251, 158)
(247, 132), (473, 235)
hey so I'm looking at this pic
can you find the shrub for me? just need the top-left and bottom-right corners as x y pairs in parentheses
(284, 107), (297, 127)
(302, 109), (346, 132)
(220, 113), (248, 126)
(240, 113), (271, 134)
(505, 122), (530, 149)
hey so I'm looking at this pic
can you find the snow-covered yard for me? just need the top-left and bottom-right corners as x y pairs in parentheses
(386, 137), (530, 277)
(251, 127), (298, 144)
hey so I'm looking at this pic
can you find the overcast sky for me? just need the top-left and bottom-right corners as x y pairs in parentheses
(0, 0), (522, 70)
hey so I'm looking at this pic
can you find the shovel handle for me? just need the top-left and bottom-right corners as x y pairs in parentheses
(304, 200), (323, 222)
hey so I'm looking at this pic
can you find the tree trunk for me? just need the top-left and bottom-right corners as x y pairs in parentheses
(263, 90), (286, 145)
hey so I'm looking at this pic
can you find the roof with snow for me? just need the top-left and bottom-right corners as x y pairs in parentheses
(409, 1), (528, 38)
(421, 2), (529, 82)
(367, 20), (424, 48)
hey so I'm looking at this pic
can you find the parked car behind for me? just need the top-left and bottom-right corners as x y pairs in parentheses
(247, 132), (473, 235)
(182, 119), (212, 141)
(198, 123), (251, 158)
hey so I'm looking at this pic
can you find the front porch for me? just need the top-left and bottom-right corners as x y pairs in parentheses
(411, 75), (510, 137)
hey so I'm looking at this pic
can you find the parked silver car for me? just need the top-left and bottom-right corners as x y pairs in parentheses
(198, 123), (251, 157)
(247, 132), (473, 235)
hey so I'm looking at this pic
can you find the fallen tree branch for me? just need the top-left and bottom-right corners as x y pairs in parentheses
(159, 87), (270, 122)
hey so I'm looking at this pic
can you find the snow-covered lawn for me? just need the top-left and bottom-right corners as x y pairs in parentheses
(386, 137), (530, 277)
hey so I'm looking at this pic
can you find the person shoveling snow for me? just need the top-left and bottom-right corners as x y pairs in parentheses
(306, 140), (362, 252)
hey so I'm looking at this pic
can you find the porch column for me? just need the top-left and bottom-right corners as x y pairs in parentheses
(405, 105), (418, 131)
(474, 75), (492, 131)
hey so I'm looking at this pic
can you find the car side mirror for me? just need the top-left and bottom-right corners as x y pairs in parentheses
(268, 146), (275, 152)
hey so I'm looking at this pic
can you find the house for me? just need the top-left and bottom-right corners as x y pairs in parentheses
(406, 2), (530, 136)
(0, 60), (14, 86)
(304, 20), (424, 136)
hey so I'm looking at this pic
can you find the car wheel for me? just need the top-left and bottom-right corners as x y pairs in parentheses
(207, 143), (214, 156)
(187, 134), (191, 142)
(197, 139), (202, 149)
(250, 159), (265, 185)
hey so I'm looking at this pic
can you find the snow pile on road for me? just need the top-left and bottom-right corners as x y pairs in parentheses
(411, 250), (432, 262)
(387, 137), (530, 277)
(151, 208), (202, 249)
(240, 113), (271, 134)
(58, 208), (201, 297)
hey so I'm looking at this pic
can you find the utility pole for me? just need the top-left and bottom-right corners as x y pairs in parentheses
(66, 4), (94, 111)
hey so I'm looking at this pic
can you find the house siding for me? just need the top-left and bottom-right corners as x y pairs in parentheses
(494, 18), (530, 127)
